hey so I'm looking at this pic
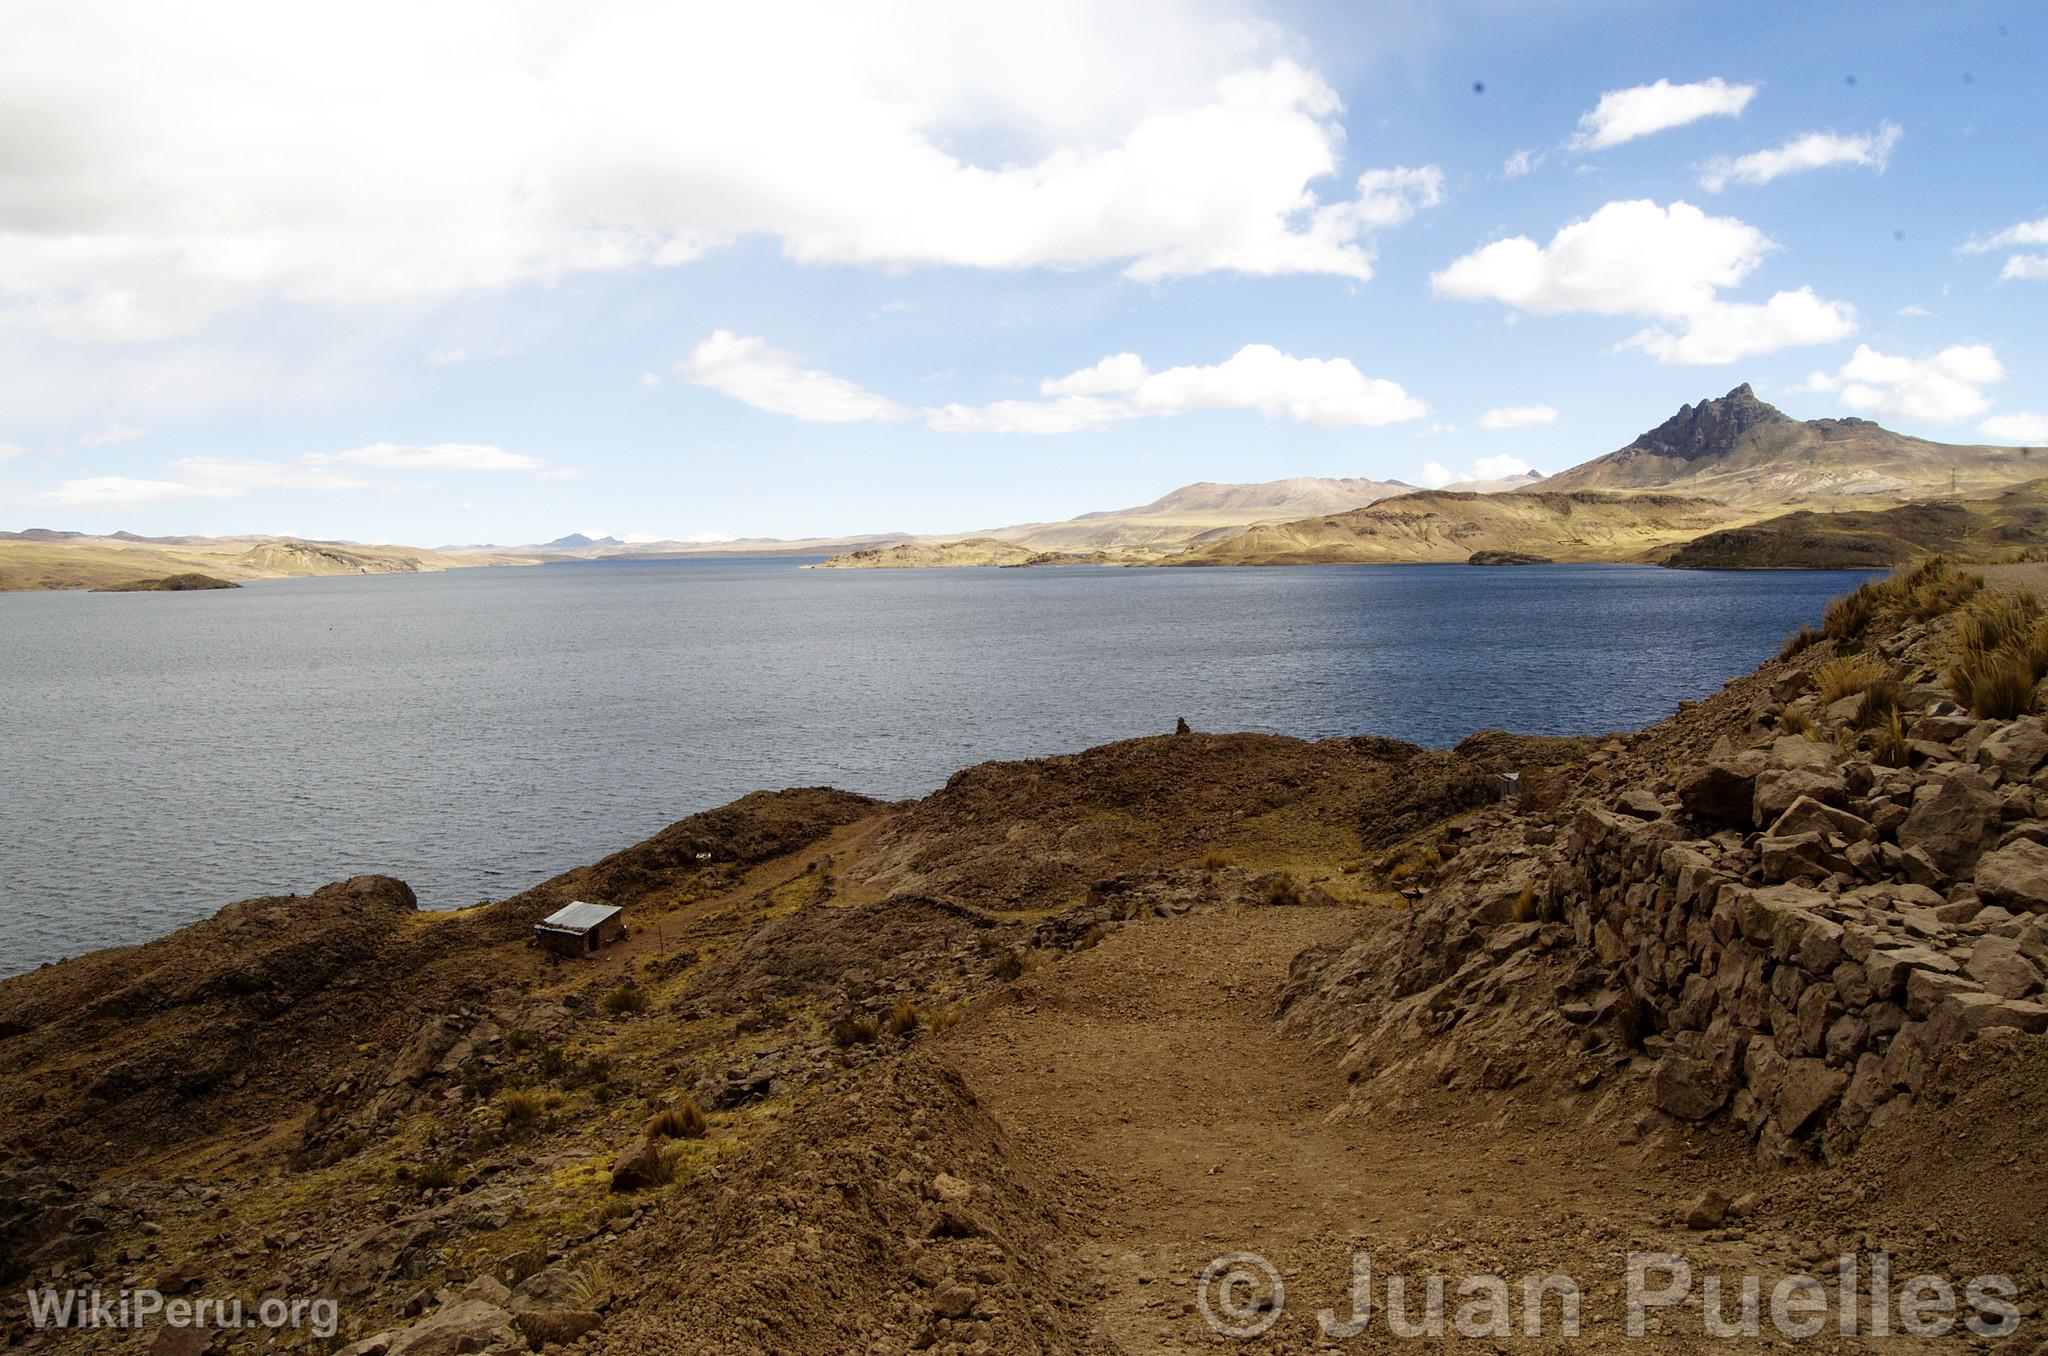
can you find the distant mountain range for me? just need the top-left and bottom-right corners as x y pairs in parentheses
(8, 384), (2046, 589)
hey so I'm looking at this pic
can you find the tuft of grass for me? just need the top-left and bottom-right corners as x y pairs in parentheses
(499, 1088), (547, 1129)
(886, 1002), (920, 1036)
(645, 1101), (708, 1140)
(925, 1002), (965, 1035)
(1261, 875), (1303, 907)
(1822, 583), (1879, 642)
(831, 1015), (881, 1047)
(1201, 849), (1231, 871)
(1073, 923), (1109, 951)
(1867, 707), (1911, 768)
(1512, 883), (1540, 924)
(407, 1159), (462, 1192)
(1815, 655), (1885, 705)
(1949, 648), (2039, 720)
(1889, 556), (1983, 620)
(989, 948), (1035, 982)
(600, 985), (648, 1016)
(1853, 678), (1901, 730)
(1778, 625), (1823, 661)
(1775, 703), (1814, 737)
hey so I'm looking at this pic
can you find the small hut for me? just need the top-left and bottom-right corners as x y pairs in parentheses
(534, 901), (626, 957)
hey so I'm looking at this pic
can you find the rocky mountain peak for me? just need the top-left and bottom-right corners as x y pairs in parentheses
(1627, 382), (1793, 462)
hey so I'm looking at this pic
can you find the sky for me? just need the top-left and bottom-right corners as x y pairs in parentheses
(1, 0), (2044, 545)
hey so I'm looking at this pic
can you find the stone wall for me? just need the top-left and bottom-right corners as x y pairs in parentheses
(1550, 720), (2048, 1161)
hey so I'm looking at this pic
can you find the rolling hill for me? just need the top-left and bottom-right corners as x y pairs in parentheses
(1168, 490), (1741, 565)
(1662, 478), (2048, 568)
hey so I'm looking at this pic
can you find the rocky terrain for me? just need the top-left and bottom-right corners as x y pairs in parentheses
(0, 532), (538, 592)
(4, 565), (2048, 1352)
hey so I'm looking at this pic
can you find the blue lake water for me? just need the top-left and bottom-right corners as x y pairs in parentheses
(0, 559), (1872, 974)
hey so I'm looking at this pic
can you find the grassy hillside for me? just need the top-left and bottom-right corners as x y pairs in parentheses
(1167, 489), (1741, 565)
(1663, 478), (2048, 568)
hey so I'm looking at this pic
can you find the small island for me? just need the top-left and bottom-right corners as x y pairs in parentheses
(91, 572), (242, 592)
(1467, 550), (1553, 566)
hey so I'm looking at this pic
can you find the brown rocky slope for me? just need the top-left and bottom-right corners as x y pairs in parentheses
(5, 571), (2048, 1351)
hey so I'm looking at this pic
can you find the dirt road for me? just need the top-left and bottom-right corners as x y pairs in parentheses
(942, 905), (1922, 1352)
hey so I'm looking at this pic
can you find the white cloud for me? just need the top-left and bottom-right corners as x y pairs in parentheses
(679, 331), (913, 423)
(1416, 422), (1457, 438)
(1981, 412), (2048, 444)
(1898, 305), (1931, 317)
(0, 442), (29, 462)
(1568, 78), (1756, 151)
(80, 422), (145, 447)
(0, 5), (1439, 341)
(1697, 122), (1901, 192)
(1477, 404), (1558, 429)
(1625, 286), (1855, 364)
(425, 348), (469, 367)
(24, 458), (369, 508)
(1419, 454), (1536, 489)
(1802, 344), (2006, 423)
(1963, 218), (2048, 253)
(1503, 149), (1542, 178)
(1432, 199), (1855, 364)
(2001, 255), (2048, 283)
(305, 443), (545, 472)
(687, 333), (1425, 432)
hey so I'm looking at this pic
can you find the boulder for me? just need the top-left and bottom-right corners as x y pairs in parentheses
(1684, 1189), (1732, 1230)
(1679, 763), (1755, 827)
(609, 1138), (663, 1192)
(1773, 1059), (1848, 1137)
(1897, 770), (2002, 875)
(340, 1299), (522, 1356)
(1613, 788), (1665, 820)
(1767, 796), (1872, 842)
(1964, 936), (2043, 998)
(1975, 839), (2048, 913)
(1754, 768), (1848, 825)
(1977, 718), (2048, 781)
(1649, 1054), (1729, 1121)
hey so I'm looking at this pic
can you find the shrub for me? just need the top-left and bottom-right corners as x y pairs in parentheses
(408, 1159), (461, 1192)
(536, 1045), (569, 1078)
(1888, 557), (1982, 620)
(989, 949), (1034, 982)
(1815, 655), (1885, 705)
(600, 985), (647, 1016)
(1853, 678), (1901, 730)
(1261, 875), (1303, 907)
(1956, 590), (2042, 657)
(499, 1088), (546, 1129)
(645, 1101), (708, 1140)
(1778, 625), (1822, 661)
(885, 1002), (919, 1036)
(1950, 649), (2039, 720)
(1822, 583), (1879, 641)
(831, 1015), (881, 1047)
(1867, 707), (1911, 768)
(564, 1054), (611, 1089)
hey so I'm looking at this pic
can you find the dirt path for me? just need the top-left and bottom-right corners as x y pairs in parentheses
(942, 906), (1868, 1352)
